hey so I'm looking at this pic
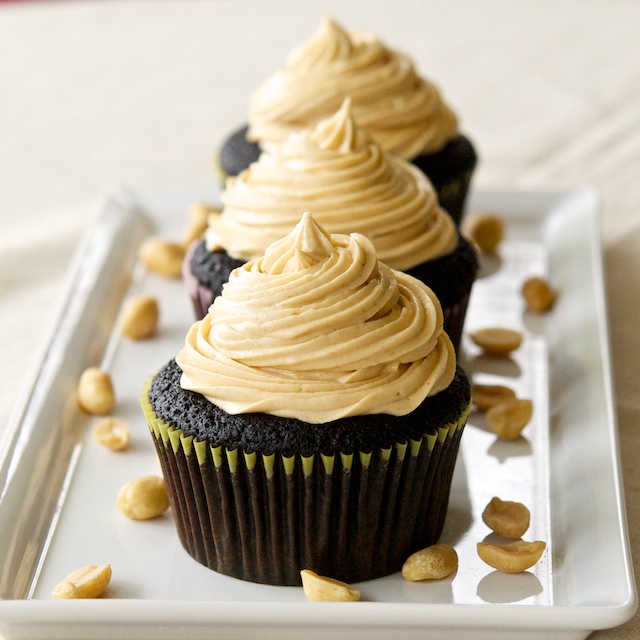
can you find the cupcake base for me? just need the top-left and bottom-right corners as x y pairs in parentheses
(405, 234), (479, 351)
(218, 125), (477, 225)
(410, 135), (477, 226)
(218, 125), (262, 181)
(142, 361), (471, 586)
(182, 239), (245, 320)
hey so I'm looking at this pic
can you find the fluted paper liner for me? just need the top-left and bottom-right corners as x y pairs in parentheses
(413, 140), (477, 227)
(141, 380), (469, 586)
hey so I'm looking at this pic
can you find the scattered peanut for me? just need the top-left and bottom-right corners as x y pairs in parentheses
(401, 544), (458, 582)
(51, 563), (112, 599)
(139, 237), (185, 278)
(77, 367), (115, 415)
(471, 384), (517, 411)
(117, 475), (169, 520)
(182, 201), (220, 248)
(118, 295), (159, 340)
(462, 212), (504, 253)
(470, 328), (523, 356)
(92, 417), (131, 451)
(522, 277), (556, 313)
(482, 497), (531, 539)
(486, 398), (533, 440)
(477, 540), (546, 574)
(300, 570), (361, 602)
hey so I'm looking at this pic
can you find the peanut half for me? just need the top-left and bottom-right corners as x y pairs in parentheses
(77, 367), (115, 415)
(118, 295), (159, 340)
(477, 540), (546, 574)
(300, 570), (361, 602)
(470, 328), (523, 356)
(471, 384), (516, 411)
(402, 544), (458, 582)
(51, 563), (112, 599)
(486, 398), (533, 440)
(522, 276), (556, 313)
(482, 497), (531, 539)
(139, 237), (185, 278)
(92, 417), (130, 451)
(462, 212), (504, 253)
(117, 475), (170, 520)
(182, 201), (220, 248)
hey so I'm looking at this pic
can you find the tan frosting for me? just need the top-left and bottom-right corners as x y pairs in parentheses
(208, 99), (458, 271)
(247, 16), (459, 159)
(178, 213), (456, 424)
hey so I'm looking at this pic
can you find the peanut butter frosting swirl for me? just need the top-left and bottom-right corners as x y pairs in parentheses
(207, 99), (458, 271)
(247, 16), (459, 159)
(178, 213), (456, 424)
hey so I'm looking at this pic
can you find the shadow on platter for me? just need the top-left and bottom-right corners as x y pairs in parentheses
(477, 569), (543, 604)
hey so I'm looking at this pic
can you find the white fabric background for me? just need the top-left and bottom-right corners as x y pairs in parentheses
(1, 1), (639, 637)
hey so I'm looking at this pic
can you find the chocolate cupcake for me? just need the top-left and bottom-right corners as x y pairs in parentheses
(218, 17), (477, 225)
(189, 100), (478, 350)
(143, 214), (471, 586)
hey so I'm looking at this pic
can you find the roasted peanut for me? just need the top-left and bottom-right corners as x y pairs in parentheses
(477, 540), (546, 573)
(117, 475), (169, 520)
(77, 367), (115, 415)
(182, 201), (219, 248)
(470, 328), (523, 356)
(482, 497), (531, 539)
(462, 212), (504, 253)
(402, 544), (458, 582)
(139, 237), (185, 278)
(92, 417), (130, 451)
(118, 295), (159, 340)
(51, 563), (112, 599)
(522, 277), (556, 313)
(486, 398), (533, 440)
(300, 569), (361, 602)
(471, 384), (517, 411)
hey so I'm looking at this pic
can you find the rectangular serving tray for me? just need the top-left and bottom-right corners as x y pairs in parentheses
(0, 184), (635, 639)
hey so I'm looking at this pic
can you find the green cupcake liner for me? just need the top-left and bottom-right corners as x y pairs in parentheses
(141, 380), (469, 586)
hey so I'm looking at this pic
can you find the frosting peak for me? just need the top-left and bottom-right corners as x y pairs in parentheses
(287, 17), (354, 72)
(207, 101), (458, 270)
(262, 211), (334, 274)
(310, 97), (364, 152)
(248, 17), (459, 158)
(178, 215), (456, 424)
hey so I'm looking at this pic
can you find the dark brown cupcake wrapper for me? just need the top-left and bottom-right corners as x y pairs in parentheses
(141, 381), (469, 586)
(428, 169), (475, 228)
(442, 290), (472, 354)
(182, 239), (216, 320)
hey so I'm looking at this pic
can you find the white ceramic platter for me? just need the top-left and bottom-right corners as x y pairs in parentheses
(0, 185), (635, 640)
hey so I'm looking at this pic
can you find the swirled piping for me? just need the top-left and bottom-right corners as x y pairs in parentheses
(180, 213), (456, 423)
(247, 16), (459, 158)
(208, 98), (457, 270)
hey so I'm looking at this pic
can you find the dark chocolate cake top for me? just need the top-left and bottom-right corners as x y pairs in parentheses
(148, 358), (470, 457)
